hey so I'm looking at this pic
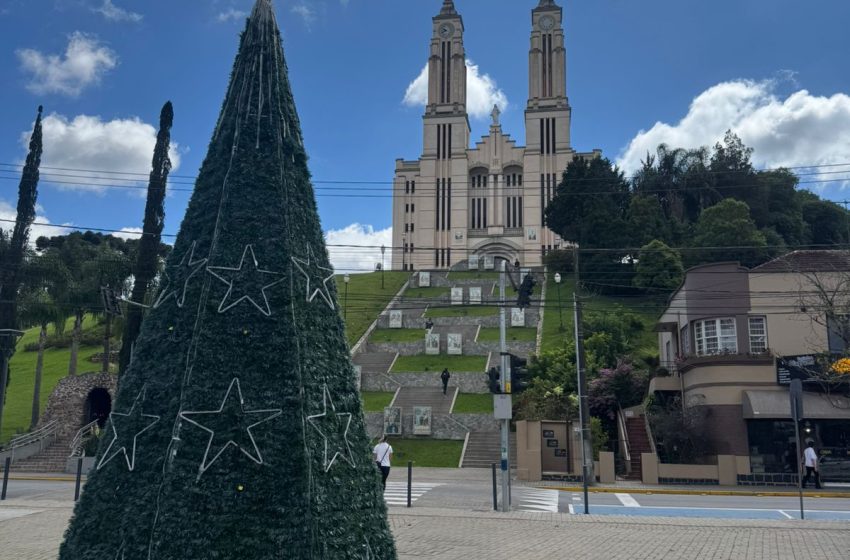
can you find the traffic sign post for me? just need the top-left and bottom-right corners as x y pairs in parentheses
(790, 378), (805, 520)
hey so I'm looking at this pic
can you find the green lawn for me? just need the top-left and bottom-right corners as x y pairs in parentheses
(335, 271), (409, 346)
(447, 271), (500, 281)
(452, 393), (494, 414)
(2, 315), (103, 443)
(370, 329), (425, 344)
(391, 354), (488, 373)
(361, 391), (395, 412)
(424, 306), (500, 318)
(477, 327), (537, 343)
(540, 275), (576, 352)
(380, 438), (463, 468)
(401, 287), (450, 300)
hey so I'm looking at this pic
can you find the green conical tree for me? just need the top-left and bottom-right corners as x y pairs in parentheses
(118, 101), (174, 376)
(59, 2), (397, 558)
(0, 105), (43, 438)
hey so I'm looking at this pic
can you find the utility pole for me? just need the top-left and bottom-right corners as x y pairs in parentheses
(573, 293), (591, 514)
(499, 260), (511, 511)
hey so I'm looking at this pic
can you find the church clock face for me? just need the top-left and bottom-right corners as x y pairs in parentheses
(439, 23), (455, 38)
(540, 15), (555, 31)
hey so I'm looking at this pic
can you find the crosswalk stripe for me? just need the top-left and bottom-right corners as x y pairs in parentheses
(514, 488), (559, 513)
(382, 482), (441, 505)
(615, 493), (640, 507)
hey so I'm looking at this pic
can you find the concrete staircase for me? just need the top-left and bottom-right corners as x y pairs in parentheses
(391, 387), (456, 415)
(461, 431), (517, 468)
(625, 416), (652, 480)
(10, 439), (71, 473)
(353, 352), (397, 374)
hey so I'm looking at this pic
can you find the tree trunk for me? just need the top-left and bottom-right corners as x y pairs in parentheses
(30, 324), (47, 429)
(68, 311), (82, 376)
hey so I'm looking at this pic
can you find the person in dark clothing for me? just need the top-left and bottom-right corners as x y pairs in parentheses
(425, 318), (434, 331)
(440, 368), (451, 395)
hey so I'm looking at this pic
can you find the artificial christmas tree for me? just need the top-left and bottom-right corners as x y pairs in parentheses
(59, 1), (397, 558)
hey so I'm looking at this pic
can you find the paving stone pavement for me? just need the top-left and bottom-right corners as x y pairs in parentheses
(2, 501), (849, 559)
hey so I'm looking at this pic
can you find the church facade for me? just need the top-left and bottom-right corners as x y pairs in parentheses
(392, 0), (599, 271)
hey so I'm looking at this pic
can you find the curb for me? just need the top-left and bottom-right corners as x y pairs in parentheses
(542, 485), (850, 499)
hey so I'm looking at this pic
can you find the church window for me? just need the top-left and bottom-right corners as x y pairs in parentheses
(410, 223), (415, 232)
(519, 197), (523, 227)
(519, 175), (523, 186)
(411, 203), (415, 212)
(411, 181), (416, 193)
(405, 181), (410, 194)
(447, 179), (452, 230)
(405, 203), (409, 213)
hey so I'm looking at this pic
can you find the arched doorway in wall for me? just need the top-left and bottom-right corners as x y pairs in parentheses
(85, 388), (112, 428)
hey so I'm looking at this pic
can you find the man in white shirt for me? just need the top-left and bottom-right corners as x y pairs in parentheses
(801, 439), (821, 489)
(373, 436), (393, 490)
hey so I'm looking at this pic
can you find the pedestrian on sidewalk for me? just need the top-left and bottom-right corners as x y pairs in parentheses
(801, 439), (822, 489)
(440, 368), (451, 395)
(373, 436), (393, 490)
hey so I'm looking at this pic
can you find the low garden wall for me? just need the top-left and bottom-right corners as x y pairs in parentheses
(364, 412), (497, 440)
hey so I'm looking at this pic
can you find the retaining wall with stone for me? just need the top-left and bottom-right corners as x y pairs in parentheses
(39, 372), (118, 438)
(364, 412), (497, 440)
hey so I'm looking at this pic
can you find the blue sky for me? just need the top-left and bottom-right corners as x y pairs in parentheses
(1, 0), (850, 271)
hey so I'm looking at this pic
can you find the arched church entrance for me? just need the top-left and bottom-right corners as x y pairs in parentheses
(470, 240), (522, 268)
(85, 388), (112, 428)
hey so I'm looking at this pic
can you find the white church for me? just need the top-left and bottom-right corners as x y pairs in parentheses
(392, 0), (599, 271)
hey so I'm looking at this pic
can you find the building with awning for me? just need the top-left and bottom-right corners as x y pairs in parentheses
(652, 252), (850, 480)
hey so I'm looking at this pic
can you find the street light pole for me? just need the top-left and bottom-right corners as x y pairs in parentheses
(554, 273), (563, 331)
(343, 274), (350, 320)
(380, 245), (386, 289)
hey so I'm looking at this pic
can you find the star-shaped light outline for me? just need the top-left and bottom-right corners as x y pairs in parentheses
(306, 385), (354, 472)
(291, 245), (335, 310)
(97, 387), (161, 472)
(362, 538), (374, 559)
(153, 241), (208, 309)
(206, 245), (285, 316)
(178, 378), (282, 477)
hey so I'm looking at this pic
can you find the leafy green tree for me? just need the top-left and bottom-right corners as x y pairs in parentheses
(690, 198), (768, 267)
(59, 2), (396, 558)
(633, 240), (684, 293)
(800, 194), (850, 246)
(119, 101), (174, 375)
(0, 106), (42, 436)
(627, 196), (671, 247)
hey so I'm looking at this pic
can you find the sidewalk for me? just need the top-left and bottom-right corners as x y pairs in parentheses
(2, 500), (849, 560)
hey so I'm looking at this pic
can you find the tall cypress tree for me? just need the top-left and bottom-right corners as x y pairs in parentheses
(0, 105), (43, 437)
(118, 101), (174, 376)
(59, 2), (397, 558)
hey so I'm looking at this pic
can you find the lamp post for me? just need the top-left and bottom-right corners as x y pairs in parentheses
(343, 274), (350, 320)
(554, 273), (563, 331)
(380, 245), (386, 289)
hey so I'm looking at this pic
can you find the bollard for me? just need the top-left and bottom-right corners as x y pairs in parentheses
(1, 457), (10, 500)
(406, 461), (412, 508)
(74, 457), (83, 501)
(491, 462), (498, 511)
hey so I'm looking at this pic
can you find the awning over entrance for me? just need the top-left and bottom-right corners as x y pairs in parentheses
(743, 390), (850, 419)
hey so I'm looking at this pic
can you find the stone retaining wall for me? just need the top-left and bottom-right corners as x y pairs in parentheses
(40, 372), (118, 438)
(364, 412), (498, 440)
(376, 311), (540, 330)
(365, 340), (534, 357)
(361, 371), (489, 393)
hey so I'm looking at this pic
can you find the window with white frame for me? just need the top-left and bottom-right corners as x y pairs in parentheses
(680, 325), (690, 356)
(748, 316), (767, 354)
(694, 318), (737, 356)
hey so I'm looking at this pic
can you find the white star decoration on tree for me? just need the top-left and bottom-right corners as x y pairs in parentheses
(362, 538), (374, 559)
(306, 385), (354, 472)
(97, 388), (160, 472)
(179, 378), (282, 478)
(207, 245), (285, 316)
(153, 241), (208, 309)
(292, 245), (335, 310)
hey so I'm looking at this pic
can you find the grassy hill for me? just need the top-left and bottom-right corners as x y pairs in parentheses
(1, 316), (103, 444)
(1, 271), (409, 444)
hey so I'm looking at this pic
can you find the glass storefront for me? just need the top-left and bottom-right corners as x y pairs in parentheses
(747, 419), (850, 481)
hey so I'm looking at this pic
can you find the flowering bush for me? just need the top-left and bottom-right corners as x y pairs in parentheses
(830, 358), (850, 375)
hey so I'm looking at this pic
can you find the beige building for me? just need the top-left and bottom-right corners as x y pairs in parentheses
(655, 252), (850, 481)
(392, 0), (599, 271)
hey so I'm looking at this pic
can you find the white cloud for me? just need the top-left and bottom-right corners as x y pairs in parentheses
(113, 227), (143, 240)
(217, 8), (248, 23)
(291, 4), (315, 25)
(324, 223), (392, 274)
(21, 113), (181, 193)
(94, 0), (143, 23)
(0, 199), (72, 243)
(16, 32), (118, 97)
(617, 79), (850, 185)
(402, 60), (509, 120)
